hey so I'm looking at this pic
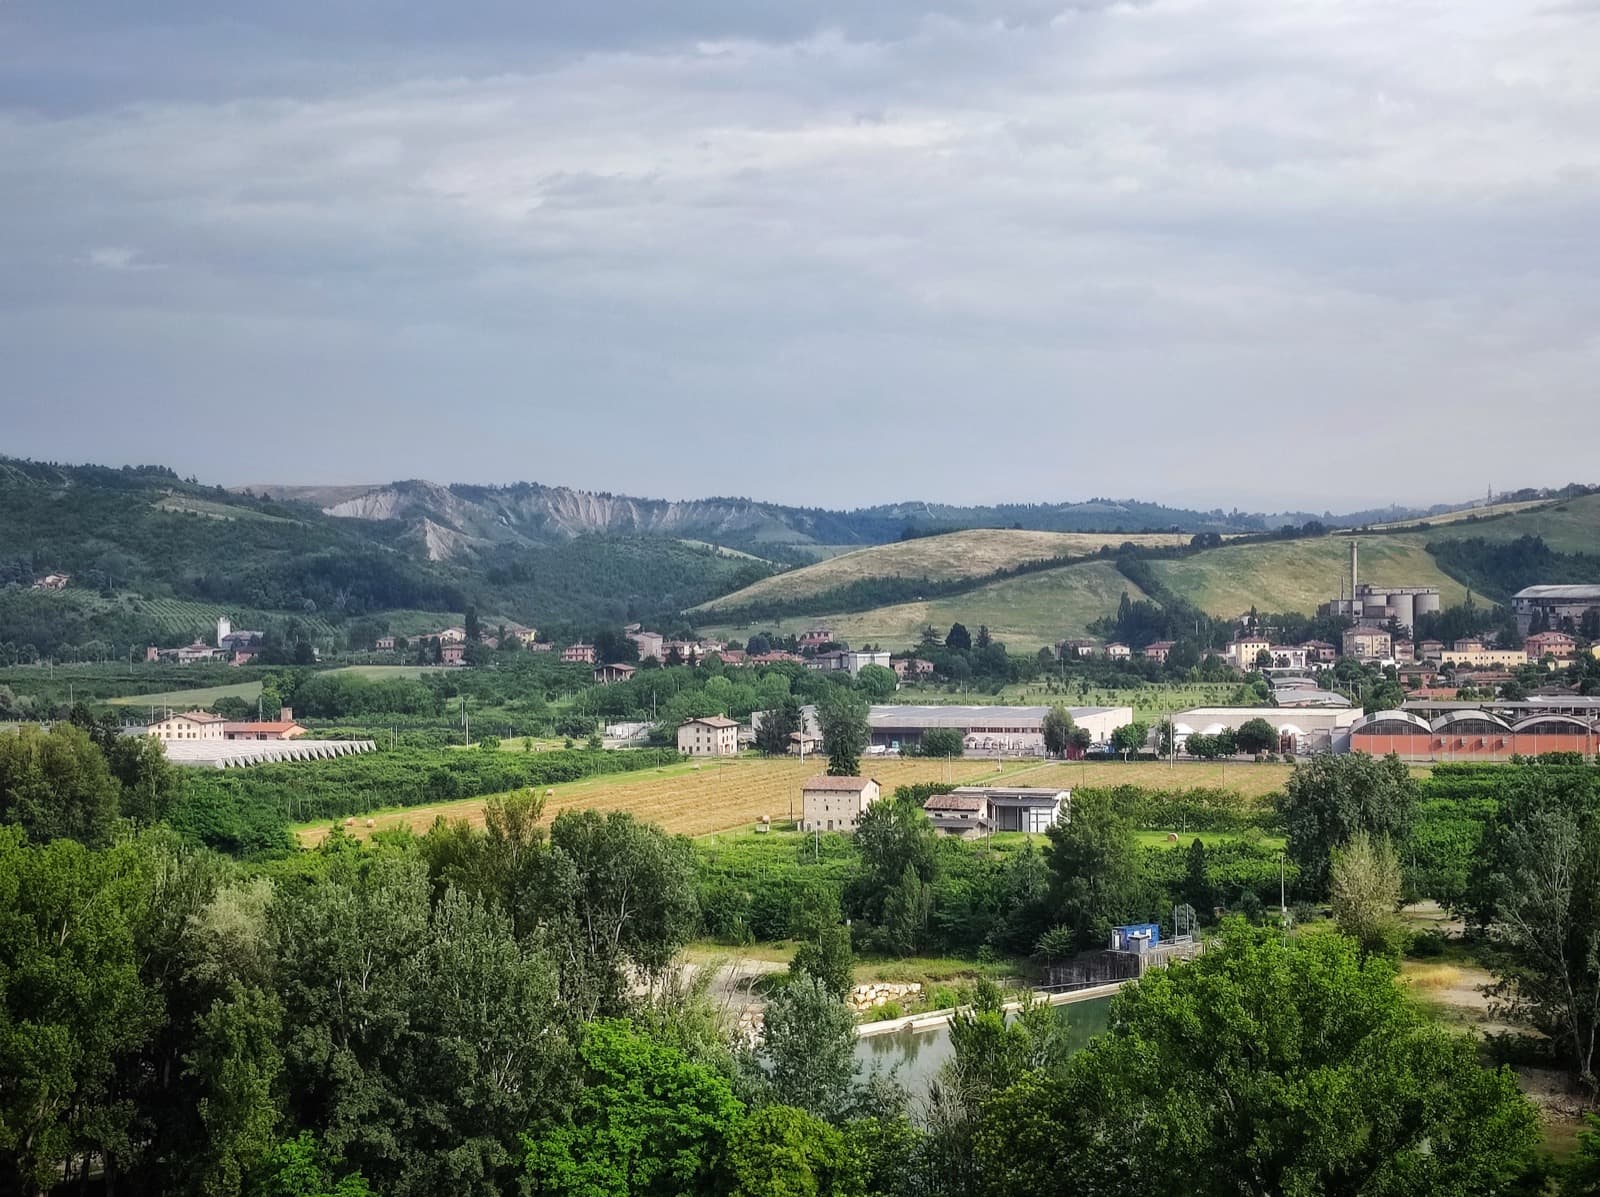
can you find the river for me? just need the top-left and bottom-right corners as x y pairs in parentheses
(853, 995), (1113, 1098)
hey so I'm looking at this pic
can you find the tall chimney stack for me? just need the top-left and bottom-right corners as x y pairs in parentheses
(1350, 538), (1359, 603)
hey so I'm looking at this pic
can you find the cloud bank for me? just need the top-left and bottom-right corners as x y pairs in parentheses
(2, 0), (1597, 507)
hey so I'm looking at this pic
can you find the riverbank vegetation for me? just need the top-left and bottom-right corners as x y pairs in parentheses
(5, 716), (1600, 1192)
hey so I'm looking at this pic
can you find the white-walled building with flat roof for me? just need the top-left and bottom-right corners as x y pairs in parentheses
(1168, 706), (1362, 755)
(866, 705), (1131, 756)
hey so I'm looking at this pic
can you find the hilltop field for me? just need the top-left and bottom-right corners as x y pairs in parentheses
(702, 559), (1145, 652)
(1147, 533), (1471, 617)
(1421, 491), (1600, 555)
(693, 529), (1193, 615)
(695, 495), (1600, 651)
(701, 531), (1467, 652)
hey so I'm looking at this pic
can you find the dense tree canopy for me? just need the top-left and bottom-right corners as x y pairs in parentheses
(975, 923), (1540, 1197)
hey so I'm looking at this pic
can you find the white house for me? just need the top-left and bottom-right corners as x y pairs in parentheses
(677, 716), (739, 757)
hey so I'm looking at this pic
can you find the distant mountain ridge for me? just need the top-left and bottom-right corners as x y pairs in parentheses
(240, 479), (1279, 561)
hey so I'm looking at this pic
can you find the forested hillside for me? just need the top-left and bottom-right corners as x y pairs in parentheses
(0, 460), (772, 656)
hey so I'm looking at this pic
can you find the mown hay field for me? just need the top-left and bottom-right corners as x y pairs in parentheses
(293, 756), (1315, 846)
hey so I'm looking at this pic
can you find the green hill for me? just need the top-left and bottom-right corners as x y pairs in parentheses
(1147, 534), (1471, 618)
(701, 559), (1147, 651)
(691, 528), (1192, 616)
(0, 459), (773, 656)
(1421, 492), (1600, 555)
(698, 530), (1489, 651)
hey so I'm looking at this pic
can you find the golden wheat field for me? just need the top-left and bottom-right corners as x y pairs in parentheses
(293, 756), (1053, 846)
(288, 756), (1383, 847)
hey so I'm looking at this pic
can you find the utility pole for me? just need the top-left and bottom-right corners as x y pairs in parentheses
(1279, 852), (1290, 944)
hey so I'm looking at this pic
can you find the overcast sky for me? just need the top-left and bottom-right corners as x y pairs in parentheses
(2, 0), (1597, 511)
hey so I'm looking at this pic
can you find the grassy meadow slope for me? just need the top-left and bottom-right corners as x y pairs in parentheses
(693, 528), (1191, 615)
(1358, 498), (1553, 532)
(1421, 492), (1600, 554)
(703, 559), (1146, 651)
(1148, 534), (1471, 616)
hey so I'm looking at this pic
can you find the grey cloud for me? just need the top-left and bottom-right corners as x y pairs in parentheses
(0, 0), (1597, 507)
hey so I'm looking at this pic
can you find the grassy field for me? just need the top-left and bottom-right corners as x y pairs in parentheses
(691, 500), (1600, 647)
(107, 664), (448, 709)
(676, 539), (772, 563)
(693, 529), (1192, 615)
(292, 756), (1311, 847)
(292, 756), (1063, 846)
(1357, 498), (1553, 532)
(106, 679), (264, 711)
(704, 560), (1147, 652)
(1149, 534), (1471, 618)
(1423, 491), (1600, 555)
(153, 494), (302, 523)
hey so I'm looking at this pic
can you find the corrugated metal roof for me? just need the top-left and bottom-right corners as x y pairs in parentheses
(1515, 585), (1600, 600)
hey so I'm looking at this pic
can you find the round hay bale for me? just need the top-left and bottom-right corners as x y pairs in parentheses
(1166, 831), (1179, 842)
(365, 818), (376, 828)
(344, 817), (355, 827)
(545, 787), (555, 798)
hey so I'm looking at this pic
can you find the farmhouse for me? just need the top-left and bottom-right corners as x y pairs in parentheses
(1142, 640), (1176, 663)
(440, 643), (466, 665)
(146, 711), (228, 741)
(677, 715), (739, 757)
(32, 573), (70, 590)
(593, 662), (637, 684)
(374, 635), (396, 651)
(561, 643), (597, 664)
(866, 705), (1131, 756)
(800, 776), (880, 833)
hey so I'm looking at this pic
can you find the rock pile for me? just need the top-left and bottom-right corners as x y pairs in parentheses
(847, 982), (922, 1015)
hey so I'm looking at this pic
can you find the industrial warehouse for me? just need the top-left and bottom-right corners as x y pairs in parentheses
(1348, 705), (1600, 761)
(865, 704), (1131, 756)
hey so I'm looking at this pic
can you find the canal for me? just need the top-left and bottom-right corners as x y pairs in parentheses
(854, 994), (1113, 1097)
